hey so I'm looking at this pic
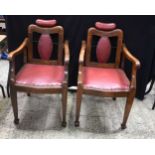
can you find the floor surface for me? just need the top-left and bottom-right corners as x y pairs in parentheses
(0, 60), (155, 138)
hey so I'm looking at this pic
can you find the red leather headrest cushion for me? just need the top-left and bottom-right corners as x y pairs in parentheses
(36, 19), (57, 27)
(95, 22), (116, 31)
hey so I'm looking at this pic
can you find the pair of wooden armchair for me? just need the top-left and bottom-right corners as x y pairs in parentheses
(8, 20), (140, 129)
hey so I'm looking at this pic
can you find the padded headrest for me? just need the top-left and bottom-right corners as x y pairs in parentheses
(36, 19), (57, 27)
(95, 22), (116, 31)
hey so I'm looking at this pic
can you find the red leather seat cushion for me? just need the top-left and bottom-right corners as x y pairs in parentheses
(16, 64), (64, 87)
(83, 67), (130, 91)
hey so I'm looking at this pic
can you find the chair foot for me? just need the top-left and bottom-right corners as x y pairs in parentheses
(14, 118), (19, 125)
(61, 121), (67, 127)
(113, 97), (116, 101)
(27, 93), (31, 97)
(152, 102), (155, 110)
(74, 121), (80, 127)
(121, 123), (127, 129)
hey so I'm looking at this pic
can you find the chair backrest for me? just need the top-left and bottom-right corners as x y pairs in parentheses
(85, 22), (123, 68)
(27, 19), (64, 65)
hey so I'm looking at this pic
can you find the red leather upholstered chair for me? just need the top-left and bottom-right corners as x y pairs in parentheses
(8, 19), (69, 127)
(75, 22), (140, 129)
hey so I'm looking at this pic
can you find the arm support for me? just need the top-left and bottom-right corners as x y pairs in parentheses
(63, 40), (70, 84)
(78, 41), (86, 84)
(64, 40), (70, 65)
(79, 41), (86, 64)
(8, 38), (29, 84)
(122, 44), (141, 89)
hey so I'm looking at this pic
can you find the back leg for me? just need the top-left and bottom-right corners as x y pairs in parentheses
(61, 84), (67, 127)
(75, 85), (83, 127)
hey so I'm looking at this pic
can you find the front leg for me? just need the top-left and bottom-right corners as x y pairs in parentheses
(10, 85), (19, 124)
(121, 90), (135, 129)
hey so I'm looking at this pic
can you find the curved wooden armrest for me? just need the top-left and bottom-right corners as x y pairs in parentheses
(77, 41), (86, 85)
(79, 40), (86, 64)
(123, 44), (141, 89)
(122, 44), (140, 68)
(64, 40), (70, 64)
(63, 40), (70, 84)
(8, 38), (29, 61)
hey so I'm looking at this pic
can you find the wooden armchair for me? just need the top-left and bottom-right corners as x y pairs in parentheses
(75, 22), (140, 129)
(8, 19), (69, 127)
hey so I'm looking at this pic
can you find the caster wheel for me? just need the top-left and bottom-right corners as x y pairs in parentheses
(61, 121), (67, 127)
(14, 118), (19, 125)
(74, 121), (80, 127)
(121, 123), (127, 130)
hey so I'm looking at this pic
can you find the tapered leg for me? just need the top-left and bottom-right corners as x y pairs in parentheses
(145, 78), (155, 95)
(0, 84), (6, 98)
(61, 84), (67, 127)
(152, 99), (155, 110)
(7, 62), (11, 97)
(75, 85), (83, 127)
(10, 86), (19, 124)
(7, 84), (10, 97)
(121, 90), (135, 129)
